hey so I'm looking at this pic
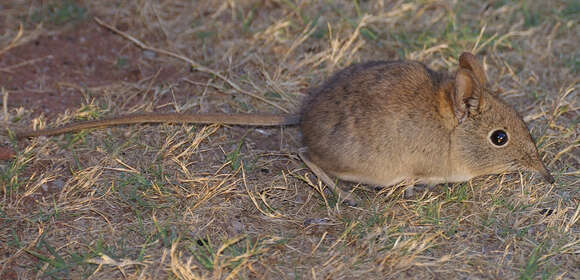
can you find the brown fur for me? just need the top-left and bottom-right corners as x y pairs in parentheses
(14, 52), (554, 205)
(300, 53), (553, 196)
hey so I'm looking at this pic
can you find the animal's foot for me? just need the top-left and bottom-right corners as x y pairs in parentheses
(341, 197), (358, 207)
(404, 184), (436, 198)
(299, 149), (359, 207)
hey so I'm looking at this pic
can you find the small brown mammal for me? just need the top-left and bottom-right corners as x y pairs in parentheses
(15, 52), (554, 204)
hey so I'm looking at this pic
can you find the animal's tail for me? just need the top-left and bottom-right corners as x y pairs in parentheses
(15, 113), (300, 139)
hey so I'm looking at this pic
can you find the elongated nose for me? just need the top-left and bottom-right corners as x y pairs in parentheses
(539, 168), (554, 184)
(531, 161), (554, 184)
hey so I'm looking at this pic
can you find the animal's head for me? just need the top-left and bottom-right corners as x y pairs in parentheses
(450, 52), (554, 183)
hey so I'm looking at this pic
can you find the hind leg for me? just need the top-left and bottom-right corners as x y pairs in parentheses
(404, 183), (437, 198)
(298, 149), (357, 206)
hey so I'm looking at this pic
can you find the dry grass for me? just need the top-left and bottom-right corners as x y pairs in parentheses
(0, 0), (578, 279)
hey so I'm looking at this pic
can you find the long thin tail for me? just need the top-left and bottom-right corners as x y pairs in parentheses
(16, 113), (300, 139)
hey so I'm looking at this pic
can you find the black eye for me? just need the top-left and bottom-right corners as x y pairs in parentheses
(490, 130), (508, 146)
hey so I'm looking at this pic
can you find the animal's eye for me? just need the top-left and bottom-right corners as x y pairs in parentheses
(490, 130), (508, 146)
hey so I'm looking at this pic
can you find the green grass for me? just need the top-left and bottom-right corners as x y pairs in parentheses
(0, 0), (577, 278)
(29, 0), (87, 26)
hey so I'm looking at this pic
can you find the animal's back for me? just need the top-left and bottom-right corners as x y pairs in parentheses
(300, 60), (455, 186)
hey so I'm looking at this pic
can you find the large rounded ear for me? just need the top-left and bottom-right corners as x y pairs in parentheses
(459, 52), (486, 86)
(453, 69), (484, 123)
(451, 52), (487, 123)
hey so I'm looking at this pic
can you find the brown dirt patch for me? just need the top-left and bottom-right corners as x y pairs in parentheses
(0, 1), (577, 279)
(0, 20), (178, 118)
(0, 146), (15, 160)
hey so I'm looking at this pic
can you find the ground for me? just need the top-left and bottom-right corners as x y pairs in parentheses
(0, 0), (578, 279)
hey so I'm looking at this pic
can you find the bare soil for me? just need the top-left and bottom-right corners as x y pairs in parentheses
(0, 1), (578, 279)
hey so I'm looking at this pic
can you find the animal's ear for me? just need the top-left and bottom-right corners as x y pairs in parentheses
(459, 52), (486, 86)
(451, 52), (487, 123)
(452, 69), (484, 123)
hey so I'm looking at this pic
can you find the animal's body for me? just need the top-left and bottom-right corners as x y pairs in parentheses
(14, 52), (554, 204)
